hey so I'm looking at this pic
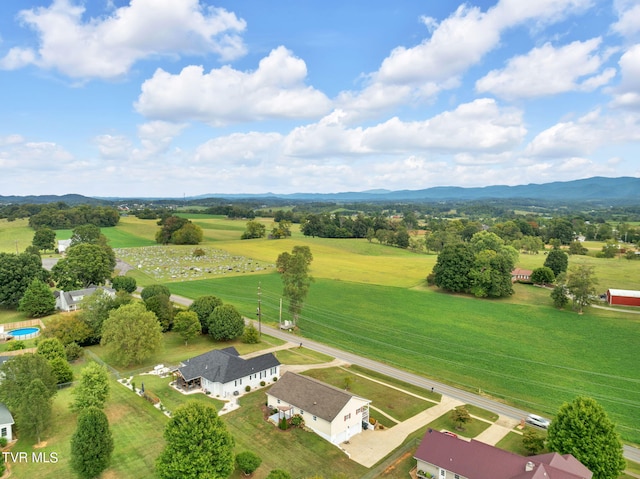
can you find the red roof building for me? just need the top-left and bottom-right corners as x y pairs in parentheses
(414, 429), (592, 479)
(606, 289), (640, 307)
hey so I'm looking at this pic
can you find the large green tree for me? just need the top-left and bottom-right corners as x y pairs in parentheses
(241, 220), (266, 240)
(42, 314), (92, 346)
(144, 294), (174, 332)
(188, 295), (223, 334)
(173, 311), (201, 346)
(432, 243), (474, 293)
(156, 401), (235, 479)
(140, 284), (171, 301)
(18, 278), (56, 317)
(207, 304), (244, 341)
(547, 396), (625, 479)
(70, 406), (114, 479)
(111, 276), (137, 293)
(17, 378), (53, 444)
(71, 363), (110, 412)
(544, 249), (569, 276)
(52, 243), (115, 289)
(565, 264), (598, 314)
(32, 227), (56, 252)
(0, 252), (48, 308)
(100, 303), (163, 367)
(276, 246), (313, 326)
(0, 354), (57, 412)
(530, 266), (555, 285)
(78, 289), (129, 344)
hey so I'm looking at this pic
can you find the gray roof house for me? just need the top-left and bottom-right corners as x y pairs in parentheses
(414, 429), (592, 479)
(0, 403), (14, 442)
(175, 347), (280, 399)
(266, 371), (371, 445)
(55, 286), (116, 312)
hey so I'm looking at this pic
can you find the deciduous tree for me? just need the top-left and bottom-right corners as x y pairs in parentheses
(43, 313), (92, 346)
(207, 304), (244, 341)
(522, 428), (545, 455)
(156, 401), (235, 479)
(432, 243), (474, 293)
(0, 354), (57, 413)
(189, 295), (223, 334)
(32, 227), (56, 252)
(52, 243), (115, 289)
(100, 303), (163, 367)
(565, 264), (598, 314)
(547, 396), (625, 479)
(530, 267), (555, 285)
(111, 276), (137, 293)
(71, 362), (110, 412)
(18, 278), (55, 317)
(544, 249), (568, 277)
(140, 284), (171, 301)
(70, 406), (114, 479)
(17, 378), (52, 444)
(276, 246), (313, 326)
(450, 406), (471, 431)
(0, 252), (48, 308)
(236, 451), (262, 475)
(241, 220), (266, 239)
(173, 311), (201, 346)
(144, 294), (174, 332)
(551, 285), (570, 309)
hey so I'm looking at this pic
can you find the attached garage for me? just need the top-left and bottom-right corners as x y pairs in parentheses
(607, 289), (640, 307)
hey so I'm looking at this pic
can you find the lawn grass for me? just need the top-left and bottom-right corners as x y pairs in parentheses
(464, 404), (499, 422)
(348, 365), (442, 402)
(165, 274), (640, 444)
(426, 410), (492, 438)
(224, 390), (367, 479)
(495, 431), (530, 456)
(274, 347), (335, 365)
(0, 218), (34, 253)
(302, 367), (435, 422)
(86, 331), (285, 375)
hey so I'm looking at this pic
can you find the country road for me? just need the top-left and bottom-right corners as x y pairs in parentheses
(168, 293), (640, 464)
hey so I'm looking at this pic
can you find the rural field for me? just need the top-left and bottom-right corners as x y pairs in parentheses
(2, 214), (640, 453)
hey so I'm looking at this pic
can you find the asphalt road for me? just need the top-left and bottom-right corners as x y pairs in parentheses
(169, 293), (640, 464)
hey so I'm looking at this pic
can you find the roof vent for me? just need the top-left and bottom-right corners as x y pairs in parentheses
(525, 461), (535, 472)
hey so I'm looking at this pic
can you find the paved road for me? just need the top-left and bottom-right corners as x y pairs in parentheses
(169, 294), (640, 463)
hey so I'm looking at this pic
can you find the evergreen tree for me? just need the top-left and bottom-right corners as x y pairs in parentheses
(70, 407), (114, 479)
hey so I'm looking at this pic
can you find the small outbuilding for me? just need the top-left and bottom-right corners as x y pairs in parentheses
(606, 289), (640, 307)
(0, 403), (14, 442)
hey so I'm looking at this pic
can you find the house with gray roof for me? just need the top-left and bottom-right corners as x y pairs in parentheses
(266, 371), (371, 445)
(414, 428), (592, 479)
(0, 403), (14, 442)
(175, 347), (280, 398)
(55, 286), (116, 312)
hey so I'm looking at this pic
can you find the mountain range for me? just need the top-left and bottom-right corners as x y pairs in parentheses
(1, 177), (639, 204)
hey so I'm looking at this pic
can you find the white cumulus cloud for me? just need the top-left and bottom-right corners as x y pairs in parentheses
(0, 0), (246, 79)
(135, 46), (332, 125)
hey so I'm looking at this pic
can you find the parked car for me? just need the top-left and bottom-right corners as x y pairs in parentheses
(526, 414), (551, 429)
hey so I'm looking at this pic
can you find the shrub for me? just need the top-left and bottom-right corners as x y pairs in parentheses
(273, 377), (278, 382)
(260, 381), (266, 387)
(192, 248), (206, 257)
(245, 385), (251, 392)
(236, 451), (262, 475)
(0, 437), (7, 447)
(279, 417), (288, 430)
(242, 321), (260, 344)
(7, 340), (26, 351)
(290, 414), (305, 428)
(65, 342), (84, 361)
(143, 390), (160, 405)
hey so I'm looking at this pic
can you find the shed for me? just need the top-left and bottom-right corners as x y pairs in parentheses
(0, 403), (14, 442)
(606, 289), (640, 307)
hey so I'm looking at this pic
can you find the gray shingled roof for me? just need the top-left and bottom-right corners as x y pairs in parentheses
(178, 347), (280, 384)
(414, 429), (592, 479)
(267, 371), (370, 422)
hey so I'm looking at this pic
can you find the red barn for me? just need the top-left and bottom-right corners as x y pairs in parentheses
(607, 289), (640, 307)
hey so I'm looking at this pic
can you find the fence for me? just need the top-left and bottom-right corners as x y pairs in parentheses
(1, 347), (37, 356)
(84, 349), (122, 380)
(0, 319), (46, 331)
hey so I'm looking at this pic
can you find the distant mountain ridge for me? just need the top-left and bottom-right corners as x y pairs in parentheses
(1, 177), (639, 204)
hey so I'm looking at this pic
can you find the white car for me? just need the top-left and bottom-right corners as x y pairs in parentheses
(526, 414), (551, 429)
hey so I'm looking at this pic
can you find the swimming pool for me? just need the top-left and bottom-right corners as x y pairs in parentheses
(9, 327), (40, 340)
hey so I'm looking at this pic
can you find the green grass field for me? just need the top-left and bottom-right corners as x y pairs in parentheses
(2, 213), (640, 452)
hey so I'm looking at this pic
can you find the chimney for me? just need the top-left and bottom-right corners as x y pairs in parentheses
(525, 461), (535, 472)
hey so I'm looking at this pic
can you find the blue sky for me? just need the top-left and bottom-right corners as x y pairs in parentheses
(1, 0), (639, 197)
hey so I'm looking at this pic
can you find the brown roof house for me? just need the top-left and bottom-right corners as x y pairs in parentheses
(414, 429), (592, 479)
(266, 371), (371, 445)
(511, 268), (533, 283)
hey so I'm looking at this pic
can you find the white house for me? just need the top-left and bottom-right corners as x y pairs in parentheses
(55, 286), (116, 312)
(57, 239), (72, 254)
(175, 347), (280, 398)
(266, 371), (371, 445)
(0, 403), (14, 442)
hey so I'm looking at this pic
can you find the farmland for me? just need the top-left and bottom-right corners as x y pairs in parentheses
(1, 214), (640, 449)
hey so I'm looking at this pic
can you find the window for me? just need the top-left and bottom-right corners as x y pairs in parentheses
(1, 428), (6, 437)
(299, 410), (304, 415)
(313, 416), (317, 421)
(356, 407), (361, 414)
(455, 475), (460, 479)
(277, 399), (281, 404)
(344, 413), (351, 421)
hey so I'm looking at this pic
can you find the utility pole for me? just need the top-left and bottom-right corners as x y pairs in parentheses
(257, 282), (262, 337)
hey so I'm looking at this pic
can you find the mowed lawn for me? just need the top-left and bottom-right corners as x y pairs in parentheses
(167, 274), (640, 445)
